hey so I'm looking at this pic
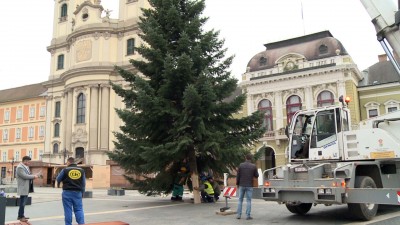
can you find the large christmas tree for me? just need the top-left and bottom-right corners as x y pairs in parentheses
(110, 0), (264, 202)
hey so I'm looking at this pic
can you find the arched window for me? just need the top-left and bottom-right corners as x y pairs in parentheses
(54, 123), (60, 137)
(319, 45), (328, 55)
(57, 54), (64, 70)
(258, 99), (273, 131)
(317, 91), (334, 107)
(61, 4), (68, 18)
(127, 38), (135, 55)
(286, 95), (302, 123)
(77, 93), (86, 123)
(53, 143), (59, 154)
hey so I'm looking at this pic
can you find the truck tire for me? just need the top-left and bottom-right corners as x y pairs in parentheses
(348, 176), (378, 221)
(285, 203), (312, 215)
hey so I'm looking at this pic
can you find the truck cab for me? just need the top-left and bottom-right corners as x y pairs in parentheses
(289, 105), (351, 161)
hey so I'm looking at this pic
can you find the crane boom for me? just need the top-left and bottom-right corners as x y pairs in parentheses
(361, 0), (400, 76)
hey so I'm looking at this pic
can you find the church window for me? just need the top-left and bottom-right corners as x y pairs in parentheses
(54, 123), (60, 137)
(61, 4), (68, 18)
(127, 38), (135, 55)
(317, 91), (334, 107)
(53, 143), (59, 154)
(286, 95), (302, 124)
(319, 45), (328, 55)
(55, 101), (61, 118)
(258, 99), (273, 131)
(57, 54), (64, 70)
(77, 93), (86, 124)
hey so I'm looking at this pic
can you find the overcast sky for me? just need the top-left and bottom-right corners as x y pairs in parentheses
(0, 0), (395, 90)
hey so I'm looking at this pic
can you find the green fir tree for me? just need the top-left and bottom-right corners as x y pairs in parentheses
(110, 0), (264, 197)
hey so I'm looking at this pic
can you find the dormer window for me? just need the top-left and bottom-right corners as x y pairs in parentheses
(319, 45), (328, 55)
(259, 57), (267, 66)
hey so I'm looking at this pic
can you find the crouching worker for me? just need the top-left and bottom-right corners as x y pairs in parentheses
(171, 166), (189, 201)
(208, 176), (221, 201)
(194, 175), (215, 203)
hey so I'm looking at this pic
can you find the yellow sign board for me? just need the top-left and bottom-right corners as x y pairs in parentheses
(370, 151), (395, 159)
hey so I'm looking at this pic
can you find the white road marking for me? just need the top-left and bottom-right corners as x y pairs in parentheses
(5, 202), (189, 223)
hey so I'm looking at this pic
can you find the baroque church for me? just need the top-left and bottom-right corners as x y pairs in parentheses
(43, 0), (147, 163)
(41, 0), (149, 187)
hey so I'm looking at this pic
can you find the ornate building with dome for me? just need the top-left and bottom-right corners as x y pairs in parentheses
(240, 31), (363, 170)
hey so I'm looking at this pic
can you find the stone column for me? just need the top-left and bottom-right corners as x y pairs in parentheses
(89, 85), (99, 151)
(44, 96), (53, 154)
(274, 91), (284, 129)
(246, 94), (253, 115)
(100, 85), (110, 151)
(304, 86), (313, 109)
(337, 80), (346, 98)
(65, 89), (73, 152)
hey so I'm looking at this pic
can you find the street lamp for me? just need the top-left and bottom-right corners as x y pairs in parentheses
(11, 157), (15, 182)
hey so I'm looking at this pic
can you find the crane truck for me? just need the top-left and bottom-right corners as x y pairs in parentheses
(260, 0), (400, 220)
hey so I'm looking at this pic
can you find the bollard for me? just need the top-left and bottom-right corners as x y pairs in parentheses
(0, 197), (6, 225)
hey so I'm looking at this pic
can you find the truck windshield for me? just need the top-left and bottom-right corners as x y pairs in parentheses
(310, 109), (337, 148)
(293, 114), (314, 136)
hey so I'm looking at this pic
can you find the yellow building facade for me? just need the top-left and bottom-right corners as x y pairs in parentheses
(358, 55), (400, 121)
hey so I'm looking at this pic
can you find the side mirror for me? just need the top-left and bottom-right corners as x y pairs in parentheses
(284, 125), (289, 138)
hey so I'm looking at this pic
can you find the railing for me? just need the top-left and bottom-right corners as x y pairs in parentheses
(263, 128), (288, 140)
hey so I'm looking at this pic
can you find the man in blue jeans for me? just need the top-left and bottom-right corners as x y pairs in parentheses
(57, 157), (86, 225)
(236, 153), (259, 220)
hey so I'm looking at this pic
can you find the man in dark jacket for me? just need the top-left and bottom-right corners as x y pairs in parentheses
(57, 157), (86, 225)
(236, 153), (259, 220)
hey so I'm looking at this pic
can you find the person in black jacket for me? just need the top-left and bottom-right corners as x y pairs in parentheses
(56, 157), (86, 225)
(236, 153), (259, 220)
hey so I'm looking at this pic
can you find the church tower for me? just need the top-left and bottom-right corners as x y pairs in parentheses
(43, 0), (147, 169)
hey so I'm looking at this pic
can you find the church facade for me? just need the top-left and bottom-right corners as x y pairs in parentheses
(42, 0), (148, 167)
(38, 0), (150, 188)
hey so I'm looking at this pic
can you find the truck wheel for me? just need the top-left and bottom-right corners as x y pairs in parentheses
(285, 203), (312, 215)
(348, 176), (378, 221)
